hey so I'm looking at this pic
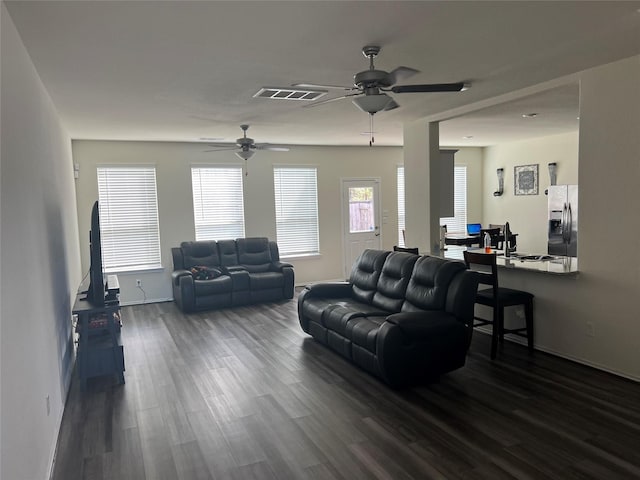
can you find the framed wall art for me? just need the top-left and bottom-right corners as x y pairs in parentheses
(514, 164), (539, 195)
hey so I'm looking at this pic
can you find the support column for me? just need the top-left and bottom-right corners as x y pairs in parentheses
(403, 120), (453, 253)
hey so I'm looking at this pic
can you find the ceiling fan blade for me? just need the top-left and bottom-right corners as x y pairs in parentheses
(386, 66), (419, 85)
(293, 82), (353, 91)
(255, 144), (290, 152)
(204, 145), (238, 152)
(303, 92), (363, 108)
(391, 82), (466, 93)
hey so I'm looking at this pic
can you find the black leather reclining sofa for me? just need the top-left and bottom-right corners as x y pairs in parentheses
(171, 237), (294, 312)
(298, 249), (478, 388)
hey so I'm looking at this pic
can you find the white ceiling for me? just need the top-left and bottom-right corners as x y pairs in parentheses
(5, 1), (640, 147)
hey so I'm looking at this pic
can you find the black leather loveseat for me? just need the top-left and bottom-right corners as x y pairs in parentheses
(171, 237), (294, 312)
(298, 249), (478, 387)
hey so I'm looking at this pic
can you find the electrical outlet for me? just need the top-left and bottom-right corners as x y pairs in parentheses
(45, 395), (50, 416)
(136, 279), (142, 287)
(586, 321), (595, 337)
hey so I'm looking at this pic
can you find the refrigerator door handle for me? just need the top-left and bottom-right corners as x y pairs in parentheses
(567, 203), (573, 244)
(562, 203), (569, 244)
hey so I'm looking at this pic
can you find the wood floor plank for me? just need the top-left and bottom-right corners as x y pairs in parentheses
(51, 295), (640, 480)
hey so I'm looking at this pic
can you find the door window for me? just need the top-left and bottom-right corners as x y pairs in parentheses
(348, 186), (375, 233)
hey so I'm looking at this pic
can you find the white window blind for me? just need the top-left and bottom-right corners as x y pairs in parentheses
(397, 166), (406, 247)
(191, 167), (245, 241)
(397, 165), (468, 238)
(97, 167), (162, 271)
(440, 165), (468, 234)
(273, 167), (319, 256)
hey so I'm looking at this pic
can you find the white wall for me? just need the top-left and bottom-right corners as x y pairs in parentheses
(72, 141), (407, 302)
(1, 5), (82, 480)
(484, 56), (640, 381)
(482, 132), (579, 253)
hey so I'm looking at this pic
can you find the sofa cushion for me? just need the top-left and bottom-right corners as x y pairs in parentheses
(237, 237), (272, 272)
(180, 241), (220, 269)
(300, 295), (351, 326)
(349, 316), (386, 353)
(402, 256), (467, 312)
(371, 252), (419, 312)
(193, 275), (233, 296)
(322, 302), (388, 337)
(350, 250), (390, 304)
(248, 271), (284, 289)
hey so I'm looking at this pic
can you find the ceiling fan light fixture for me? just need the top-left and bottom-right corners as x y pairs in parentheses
(352, 94), (393, 114)
(235, 150), (255, 161)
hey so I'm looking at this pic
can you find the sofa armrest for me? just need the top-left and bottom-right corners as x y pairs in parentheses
(376, 311), (469, 388)
(228, 269), (250, 291)
(172, 271), (195, 312)
(171, 269), (192, 287)
(225, 265), (247, 273)
(445, 270), (479, 330)
(384, 311), (461, 337)
(280, 265), (295, 299)
(270, 261), (293, 271)
(302, 281), (352, 298)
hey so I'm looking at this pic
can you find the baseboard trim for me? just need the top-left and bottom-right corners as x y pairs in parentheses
(473, 328), (640, 383)
(48, 352), (75, 480)
(119, 297), (173, 306)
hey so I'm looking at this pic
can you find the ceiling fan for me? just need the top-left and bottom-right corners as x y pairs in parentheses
(205, 124), (289, 161)
(294, 45), (469, 144)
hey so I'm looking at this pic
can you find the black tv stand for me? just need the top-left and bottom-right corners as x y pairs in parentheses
(73, 274), (124, 391)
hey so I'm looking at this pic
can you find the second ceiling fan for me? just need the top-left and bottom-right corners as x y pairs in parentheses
(205, 124), (289, 159)
(295, 45), (469, 116)
(205, 124), (289, 174)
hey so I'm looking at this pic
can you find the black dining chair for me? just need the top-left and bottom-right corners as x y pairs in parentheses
(479, 228), (501, 248)
(489, 223), (505, 249)
(463, 250), (534, 359)
(393, 246), (419, 255)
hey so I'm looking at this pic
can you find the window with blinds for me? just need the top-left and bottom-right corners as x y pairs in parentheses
(273, 167), (319, 256)
(439, 165), (468, 234)
(397, 166), (406, 247)
(191, 166), (245, 241)
(397, 165), (468, 238)
(96, 167), (162, 271)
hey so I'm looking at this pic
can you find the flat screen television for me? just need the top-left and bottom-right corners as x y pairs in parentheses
(86, 200), (106, 306)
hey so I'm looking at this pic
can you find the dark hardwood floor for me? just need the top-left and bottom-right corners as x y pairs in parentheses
(52, 293), (640, 479)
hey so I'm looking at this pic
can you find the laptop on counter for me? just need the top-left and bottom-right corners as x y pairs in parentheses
(466, 223), (482, 236)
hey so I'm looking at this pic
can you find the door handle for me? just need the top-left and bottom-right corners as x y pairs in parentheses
(562, 203), (568, 243)
(567, 203), (573, 244)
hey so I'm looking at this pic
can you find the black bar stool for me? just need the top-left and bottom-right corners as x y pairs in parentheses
(463, 250), (534, 359)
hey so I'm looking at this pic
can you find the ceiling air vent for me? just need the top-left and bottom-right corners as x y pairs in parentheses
(253, 87), (327, 101)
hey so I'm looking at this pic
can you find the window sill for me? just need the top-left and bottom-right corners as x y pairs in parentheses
(105, 265), (165, 275)
(281, 253), (322, 261)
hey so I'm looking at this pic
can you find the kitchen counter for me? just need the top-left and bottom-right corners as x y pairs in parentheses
(437, 246), (579, 275)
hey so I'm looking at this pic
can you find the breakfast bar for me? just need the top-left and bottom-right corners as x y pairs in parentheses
(441, 245), (578, 275)
(432, 245), (581, 358)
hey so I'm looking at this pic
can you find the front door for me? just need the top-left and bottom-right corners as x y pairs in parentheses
(342, 179), (381, 278)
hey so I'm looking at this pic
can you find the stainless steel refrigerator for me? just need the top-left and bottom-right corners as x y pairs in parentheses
(548, 185), (578, 257)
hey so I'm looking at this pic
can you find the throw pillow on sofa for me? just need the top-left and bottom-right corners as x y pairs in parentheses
(190, 265), (223, 280)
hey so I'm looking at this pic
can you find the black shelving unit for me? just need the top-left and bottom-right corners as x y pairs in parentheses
(73, 277), (124, 391)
